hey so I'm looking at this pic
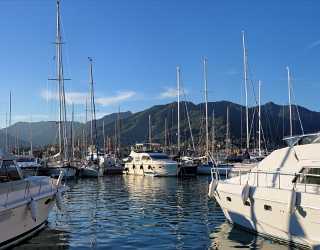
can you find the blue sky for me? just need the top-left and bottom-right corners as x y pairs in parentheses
(0, 0), (319, 126)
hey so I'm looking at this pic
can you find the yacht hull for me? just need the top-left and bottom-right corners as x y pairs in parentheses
(124, 163), (177, 177)
(213, 183), (320, 249)
(0, 196), (55, 249)
(80, 165), (104, 177)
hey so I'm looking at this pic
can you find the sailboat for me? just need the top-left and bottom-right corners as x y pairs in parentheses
(44, 0), (76, 179)
(80, 58), (104, 177)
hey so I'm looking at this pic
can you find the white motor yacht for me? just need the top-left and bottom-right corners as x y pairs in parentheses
(124, 143), (178, 177)
(0, 151), (66, 248)
(208, 133), (320, 249)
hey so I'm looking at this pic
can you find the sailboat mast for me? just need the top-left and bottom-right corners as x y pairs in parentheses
(258, 80), (261, 156)
(9, 91), (11, 127)
(203, 58), (209, 157)
(148, 114), (152, 144)
(88, 57), (98, 149)
(211, 109), (215, 156)
(226, 106), (230, 155)
(29, 116), (33, 156)
(176, 66), (181, 152)
(164, 117), (167, 150)
(103, 120), (105, 152)
(286, 66), (293, 137)
(242, 31), (249, 150)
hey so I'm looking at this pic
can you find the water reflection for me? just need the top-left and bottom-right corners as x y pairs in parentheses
(14, 176), (297, 249)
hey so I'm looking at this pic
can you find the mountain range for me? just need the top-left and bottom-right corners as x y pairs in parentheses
(2, 101), (320, 152)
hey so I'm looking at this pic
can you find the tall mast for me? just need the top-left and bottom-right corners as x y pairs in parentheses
(52, 0), (69, 160)
(88, 57), (97, 149)
(258, 80), (261, 156)
(242, 31), (249, 150)
(286, 66), (293, 137)
(203, 58), (209, 157)
(148, 114), (152, 144)
(176, 66), (181, 152)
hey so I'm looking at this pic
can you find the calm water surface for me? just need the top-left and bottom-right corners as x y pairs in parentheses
(14, 176), (297, 249)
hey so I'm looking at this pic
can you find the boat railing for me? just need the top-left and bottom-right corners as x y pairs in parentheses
(0, 177), (58, 208)
(211, 168), (320, 194)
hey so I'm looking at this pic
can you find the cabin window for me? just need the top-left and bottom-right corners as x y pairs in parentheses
(140, 165), (143, 170)
(148, 166), (152, 170)
(132, 165), (136, 169)
(264, 204), (272, 211)
(226, 197), (231, 202)
(297, 168), (320, 185)
(141, 156), (151, 161)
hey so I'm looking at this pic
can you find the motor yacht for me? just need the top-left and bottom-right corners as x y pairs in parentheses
(124, 143), (178, 177)
(0, 151), (66, 248)
(208, 133), (320, 248)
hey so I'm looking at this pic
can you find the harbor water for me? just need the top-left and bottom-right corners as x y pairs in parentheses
(14, 176), (297, 249)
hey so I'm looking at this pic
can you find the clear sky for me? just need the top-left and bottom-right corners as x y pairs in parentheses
(0, 0), (319, 126)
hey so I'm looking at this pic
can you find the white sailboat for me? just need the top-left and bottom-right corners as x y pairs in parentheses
(45, 0), (77, 179)
(80, 58), (104, 178)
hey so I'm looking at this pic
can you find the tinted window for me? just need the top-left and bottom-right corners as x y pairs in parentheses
(150, 155), (169, 160)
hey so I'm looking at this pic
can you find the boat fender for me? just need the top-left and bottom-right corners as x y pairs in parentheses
(288, 187), (296, 214)
(29, 198), (38, 222)
(56, 170), (64, 186)
(55, 191), (63, 211)
(208, 180), (218, 198)
(241, 182), (250, 204)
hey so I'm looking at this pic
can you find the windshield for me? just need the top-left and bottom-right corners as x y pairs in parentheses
(150, 155), (169, 160)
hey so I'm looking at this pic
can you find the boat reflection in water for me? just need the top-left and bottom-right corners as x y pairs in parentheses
(15, 176), (294, 249)
(210, 222), (296, 250)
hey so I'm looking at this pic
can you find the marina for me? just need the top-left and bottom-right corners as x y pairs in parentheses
(13, 176), (295, 250)
(0, 0), (319, 249)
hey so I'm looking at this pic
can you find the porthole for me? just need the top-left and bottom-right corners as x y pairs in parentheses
(244, 201), (250, 206)
(226, 197), (231, 202)
(44, 198), (52, 205)
(264, 204), (272, 211)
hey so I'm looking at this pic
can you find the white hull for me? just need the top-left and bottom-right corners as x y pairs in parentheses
(213, 183), (320, 248)
(124, 163), (177, 177)
(81, 165), (104, 177)
(0, 196), (54, 249)
(0, 175), (65, 249)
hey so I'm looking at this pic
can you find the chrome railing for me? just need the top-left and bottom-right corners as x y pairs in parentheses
(211, 167), (320, 194)
(0, 177), (59, 208)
